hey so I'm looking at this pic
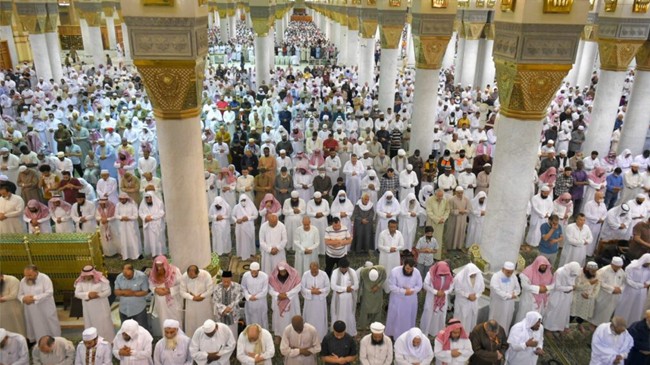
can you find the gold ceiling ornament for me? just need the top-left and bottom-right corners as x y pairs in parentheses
(588, 0), (595, 10)
(359, 19), (378, 38)
(633, 0), (650, 13)
(388, 0), (401, 7)
(500, 0), (515, 12)
(379, 24), (403, 48)
(494, 60), (571, 120)
(458, 0), (469, 7)
(603, 0), (617, 12)
(0, 9), (11, 27)
(432, 0), (448, 7)
(414, 35), (451, 69)
(634, 41), (650, 71)
(463, 22), (486, 40)
(476, 0), (485, 7)
(543, 0), (573, 13)
(486, 0), (496, 7)
(597, 38), (643, 71)
(142, 0), (174, 6)
(134, 59), (205, 120)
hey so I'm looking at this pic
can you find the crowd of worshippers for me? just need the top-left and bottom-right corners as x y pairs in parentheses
(3, 253), (650, 364)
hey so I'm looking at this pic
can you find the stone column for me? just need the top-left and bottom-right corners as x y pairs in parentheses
(479, 1), (589, 270)
(618, 41), (650, 155)
(346, 5), (360, 68)
(337, 6), (349, 66)
(576, 23), (597, 88)
(217, 2), (229, 41)
(565, 39), (584, 86)
(0, 1), (18, 67)
(250, 2), (273, 87)
(377, 1), (406, 111)
(583, 18), (647, 157)
(228, 9), (236, 39)
(460, 12), (487, 88)
(44, 2), (62, 83)
(480, 23), (496, 88)
(116, 7), (131, 62)
(76, 1), (105, 67)
(15, 1), (52, 80)
(122, 0), (211, 271)
(103, 2), (117, 50)
(409, 1), (455, 155)
(405, 20), (415, 67)
(441, 31), (456, 70)
(358, 2), (377, 89)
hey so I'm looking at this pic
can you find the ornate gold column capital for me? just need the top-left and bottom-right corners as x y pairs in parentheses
(634, 41), (650, 72)
(597, 38), (643, 71)
(495, 61), (571, 120)
(414, 35), (451, 69)
(0, 10), (12, 27)
(379, 24), (402, 48)
(463, 21), (485, 40)
(359, 18), (378, 38)
(485, 22), (495, 40)
(134, 59), (205, 120)
(250, 5), (273, 36)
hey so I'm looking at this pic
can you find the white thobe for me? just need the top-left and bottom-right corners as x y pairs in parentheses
(294, 173), (314, 202)
(359, 335), (393, 365)
(282, 199), (306, 252)
(18, 273), (61, 341)
(437, 174), (457, 197)
(150, 267), (183, 334)
(374, 200), (401, 249)
(279, 324), (321, 365)
(71, 201), (97, 233)
(306, 200), (330, 255)
(525, 194), (554, 247)
(453, 269), (485, 332)
(241, 271), (269, 329)
(378, 229), (405, 276)
(189, 322), (236, 365)
(32, 337), (75, 365)
(589, 265), (627, 325)
(398, 170), (418, 199)
(269, 279), (302, 335)
(293, 226), (320, 275)
(96, 177), (118, 204)
(116, 201), (142, 260)
(112, 327), (153, 365)
(209, 205), (232, 255)
(420, 273), (454, 337)
(231, 203), (258, 259)
(74, 279), (115, 341)
(399, 202), (424, 250)
(466, 199), (486, 248)
(330, 268), (359, 336)
(74, 338), (113, 365)
(212, 142), (230, 168)
(51, 206), (74, 233)
(153, 333), (192, 365)
(489, 271), (521, 335)
(515, 274), (554, 322)
(139, 200), (166, 257)
(505, 321), (544, 365)
(236, 329), (275, 365)
(259, 221), (288, 274)
(343, 161), (365, 204)
(137, 157), (158, 177)
(620, 171), (643, 204)
(325, 156), (342, 184)
(558, 223), (593, 267)
(235, 175), (255, 202)
(626, 199), (648, 238)
(0, 332), (29, 365)
(614, 262), (650, 326)
(589, 323), (634, 365)
(24, 212), (52, 233)
(180, 270), (214, 337)
(300, 270), (330, 341)
(0, 193), (25, 233)
(433, 338), (474, 365)
(457, 172), (477, 200)
(584, 200), (607, 256)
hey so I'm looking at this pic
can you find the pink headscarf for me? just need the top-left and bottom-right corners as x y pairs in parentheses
(96, 198), (116, 242)
(587, 166), (607, 184)
(74, 265), (108, 285)
(117, 151), (135, 177)
(428, 261), (453, 312)
(24, 199), (49, 220)
(294, 152), (310, 171)
(47, 197), (71, 213)
(150, 255), (178, 306)
(221, 167), (236, 184)
(554, 192), (573, 209)
(268, 261), (301, 317)
(259, 193), (281, 213)
(309, 149), (325, 167)
(436, 322), (469, 352)
(538, 167), (557, 186)
(521, 256), (555, 308)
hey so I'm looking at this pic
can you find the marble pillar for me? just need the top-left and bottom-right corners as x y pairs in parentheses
(576, 40), (597, 89)
(106, 15), (117, 50)
(358, 37), (375, 88)
(565, 39), (585, 87)
(480, 38), (495, 88)
(378, 48), (398, 111)
(347, 27), (359, 67)
(208, 11), (214, 28)
(80, 19), (92, 57)
(255, 34), (270, 86)
(229, 15), (236, 38)
(460, 38), (479, 88)
(410, 68), (440, 155)
(339, 23), (348, 65)
(454, 36), (465, 84)
(275, 18), (283, 44)
(44, 32), (63, 83)
(441, 32), (456, 70)
(87, 26), (105, 66)
(405, 23), (415, 67)
(220, 16), (228, 41)
(618, 69), (650, 155)
(29, 33), (52, 79)
(0, 25), (18, 67)
(121, 22), (131, 62)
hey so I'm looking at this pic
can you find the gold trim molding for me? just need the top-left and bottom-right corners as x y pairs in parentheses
(379, 24), (402, 48)
(633, 41), (650, 71)
(463, 22), (486, 40)
(597, 38), (643, 71)
(414, 35), (451, 69)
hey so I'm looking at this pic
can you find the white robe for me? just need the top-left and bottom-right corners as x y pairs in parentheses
(457, 172), (477, 200)
(301, 270), (330, 341)
(241, 271), (269, 329)
(112, 325), (154, 365)
(150, 266), (183, 334)
(600, 206), (633, 241)
(306, 199), (330, 255)
(330, 197), (354, 236)
(269, 277), (301, 335)
(589, 265), (627, 325)
(399, 197), (425, 250)
(433, 337), (473, 365)
(398, 170), (418, 199)
(17, 273), (60, 341)
(583, 200), (607, 256)
(589, 323), (634, 365)
(489, 270), (521, 335)
(23, 211), (52, 233)
(294, 173), (314, 202)
(231, 202), (258, 259)
(71, 201), (97, 233)
(259, 221), (288, 274)
(343, 160), (365, 204)
(116, 201), (142, 260)
(209, 202), (232, 255)
(236, 328), (275, 365)
(559, 223), (593, 267)
(613, 256), (650, 326)
(153, 332), (192, 365)
(180, 269), (214, 338)
(51, 206), (74, 233)
(74, 279), (115, 342)
(378, 229), (405, 277)
(505, 316), (544, 365)
(282, 198), (306, 252)
(330, 268), (359, 336)
(466, 196), (486, 247)
(189, 325), (236, 365)
(515, 273), (554, 323)
(453, 265), (485, 332)
(139, 198), (166, 257)
(75, 338), (113, 365)
(96, 177), (118, 204)
(420, 272), (454, 337)
(525, 194), (554, 247)
(293, 226), (320, 275)
(544, 265), (579, 331)
(0, 331), (29, 365)
(0, 193), (25, 233)
(374, 198), (401, 249)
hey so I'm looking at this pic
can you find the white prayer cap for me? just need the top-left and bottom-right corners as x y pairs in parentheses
(385, 191), (394, 197)
(82, 327), (97, 341)
(202, 319), (216, 333)
(18, 166), (27, 173)
(0, 328), (6, 341)
(369, 269), (379, 282)
(278, 263), (287, 270)
(280, 149), (286, 154)
(370, 322), (385, 334)
(100, 169), (109, 174)
(559, 149), (567, 155)
(503, 261), (516, 270)
(547, 140), (555, 144)
(578, 126), (585, 130)
(540, 185), (551, 192)
(406, 164), (413, 170)
(586, 261), (598, 269)
(57, 151), (65, 157)
(314, 191), (322, 199)
(455, 186), (464, 192)
(120, 319), (139, 337)
(250, 262), (260, 271)
(365, 261), (373, 268)
(163, 319), (180, 329)
(291, 191), (299, 198)
(611, 257), (624, 267)
(632, 162), (640, 167)
(621, 203), (630, 212)
(144, 191), (154, 198)
(398, 149), (406, 156)
(0, 147), (8, 153)
(637, 193), (646, 200)
(248, 138), (255, 142)
(483, 163), (491, 167)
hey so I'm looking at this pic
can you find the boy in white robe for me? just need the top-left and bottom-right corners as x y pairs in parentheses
(505, 311), (544, 365)
(488, 261), (521, 335)
(138, 192), (166, 257)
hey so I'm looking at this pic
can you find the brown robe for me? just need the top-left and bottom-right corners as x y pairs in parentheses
(254, 174), (273, 207)
(444, 194), (470, 250)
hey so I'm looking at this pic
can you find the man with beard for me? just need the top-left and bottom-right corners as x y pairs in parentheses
(357, 265), (387, 330)
(115, 193), (141, 260)
(190, 319), (236, 365)
(308, 191), (330, 255)
(343, 153), (365, 204)
(434, 320), (474, 364)
(31, 335), (75, 365)
(17, 265), (60, 343)
(212, 271), (243, 337)
(74, 265), (115, 341)
(468, 319), (508, 365)
(269, 262), (302, 338)
(619, 162), (643, 204)
(516, 256), (554, 322)
(0, 182), (24, 233)
(488, 262), (520, 335)
(180, 265), (214, 337)
(241, 262), (269, 329)
(526, 185), (554, 248)
(74, 327), (113, 365)
(505, 311), (545, 364)
(71, 192), (96, 233)
(359, 322), (393, 365)
(259, 213), (288, 274)
(280, 315), (322, 365)
(385, 258), (422, 339)
(153, 319), (192, 364)
(138, 192), (166, 257)
(112, 319), (153, 364)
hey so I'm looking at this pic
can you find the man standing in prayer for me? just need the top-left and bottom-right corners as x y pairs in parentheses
(526, 185), (554, 248)
(153, 319), (192, 365)
(330, 257), (359, 336)
(212, 270), (242, 337)
(434, 321), (474, 364)
(149, 256), (183, 335)
(544, 261), (582, 332)
(357, 265), (387, 329)
(280, 315), (321, 365)
(236, 324), (275, 365)
(283, 191), (306, 252)
(232, 195), (258, 259)
(190, 319), (236, 365)
(453, 263), (485, 333)
(307, 191), (330, 255)
(614, 254), (650, 326)
(583, 192), (607, 256)
(31, 335), (75, 365)
(343, 153), (365, 204)
(242, 262), (270, 329)
(625, 310), (650, 364)
(96, 170), (118, 203)
(590, 316), (633, 365)
(0, 328), (29, 365)
(259, 213), (288, 274)
(385, 258), (423, 339)
(114, 263), (150, 330)
(115, 192), (141, 260)
(210, 196), (232, 255)
(112, 319), (153, 364)
(352, 194), (376, 253)
(378, 219), (405, 275)
(468, 319), (509, 365)
(489, 261), (520, 335)
(0, 273), (25, 336)
(359, 322), (393, 365)
(301, 261), (330, 341)
(17, 265), (60, 342)
(0, 182), (25, 233)
(599, 204), (632, 242)
(374, 191), (401, 249)
(394, 327), (434, 364)
(294, 216), (320, 274)
(589, 256), (626, 325)
(139, 191), (166, 257)
(180, 265), (214, 337)
(399, 164), (418, 199)
(324, 217), (353, 276)
(505, 311), (544, 364)
(320, 321), (358, 365)
(269, 262), (302, 337)
(425, 189), (450, 260)
(516, 256), (554, 322)
(74, 265), (115, 341)
(420, 261), (454, 337)
(74, 327), (113, 365)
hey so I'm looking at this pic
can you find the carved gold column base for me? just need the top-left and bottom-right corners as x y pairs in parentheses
(495, 60), (571, 120)
(134, 59), (205, 120)
(414, 35), (450, 70)
(635, 41), (650, 72)
(598, 38), (644, 72)
(379, 24), (402, 49)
